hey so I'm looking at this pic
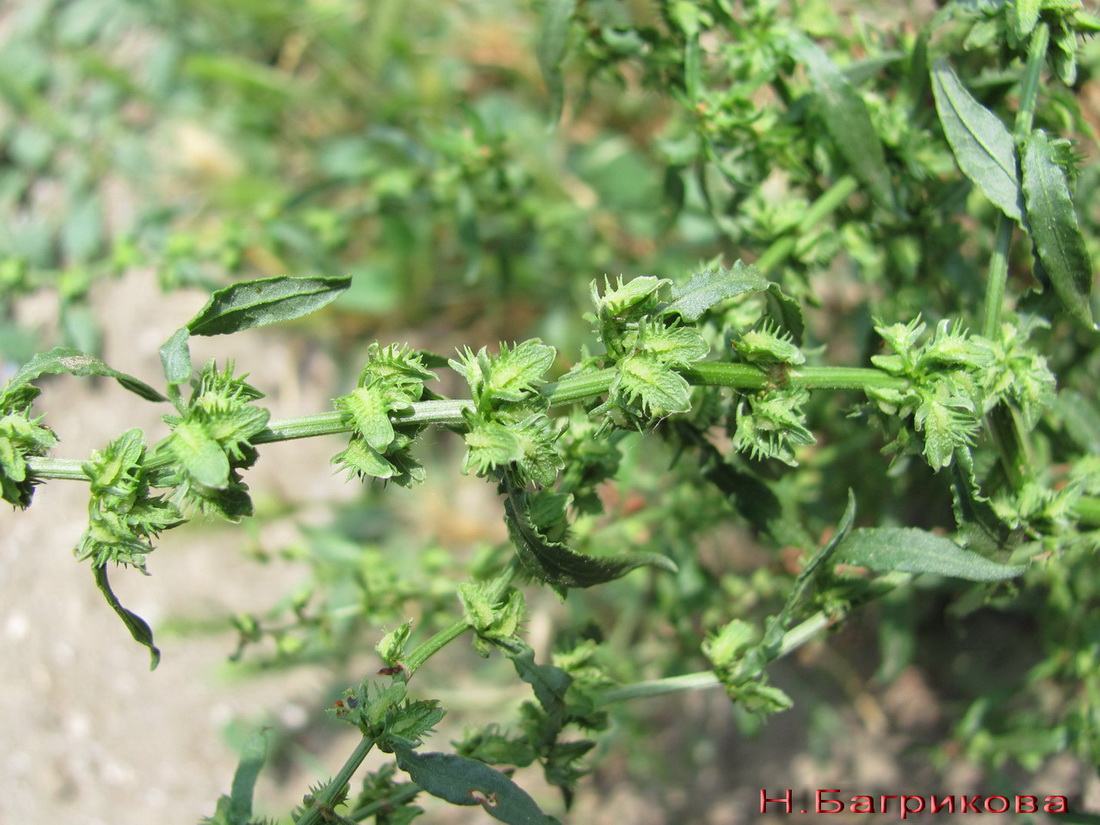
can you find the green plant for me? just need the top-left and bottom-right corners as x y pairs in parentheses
(5, 0), (1100, 822)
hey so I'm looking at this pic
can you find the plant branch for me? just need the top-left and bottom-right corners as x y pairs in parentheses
(599, 574), (908, 704)
(24, 363), (907, 483)
(295, 734), (378, 825)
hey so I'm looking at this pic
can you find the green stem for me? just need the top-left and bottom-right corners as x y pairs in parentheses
(982, 213), (1015, 339)
(295, 734), (378, 825)
(23, 364), (908, 483)
(294, 559), (519, 823)
(600, 609), (836, 704)
(600, 575), (906, 705)
(1014, 23), (1050, 142)
(683, 362), (909, 391)
(347, 781), (422, 820)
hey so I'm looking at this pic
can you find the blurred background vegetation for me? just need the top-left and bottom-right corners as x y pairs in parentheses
(3, 0), (1100, 822)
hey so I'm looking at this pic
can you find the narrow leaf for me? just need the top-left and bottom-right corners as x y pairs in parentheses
(1022, 130), (1096, 330)
(931, 59), (1023, 222)
(536, 0), (576, 124)
(393, 744), (559, 825)
(502, 640), (570, 720)
(835, 527), (1026, 581)
(663, 263), (768, 321)
(187, 275), (352, 337)
(93, 565), (161, 670)
(228, 730), (268, 824)
(790, 35), (896, 212)
(4, 347), (166, 404)
(504, 489), (675, 592)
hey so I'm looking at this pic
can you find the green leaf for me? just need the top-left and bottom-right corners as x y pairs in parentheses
(764, 282), (806, 346)
(789, 34), (896, 213)
(186, 275), (352, 336)
(504, 488), (675, 592)
(93, 565), (161, 670)
(4, 347), (166, 406)
(663, 263), (767, 321)
(1022, 130), (1096, 330)
(502, 640), (570, 721)
(393, 743), (559, 825)
(835, 527), (1026, 581)
(931, 59), (1023, 223)
(226, 729), (268, 825)
(158, 327), (192, 397)
(536, 0), (576, 124)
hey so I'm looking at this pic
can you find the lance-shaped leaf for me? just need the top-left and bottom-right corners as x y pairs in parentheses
(537, 0), (576, 125)
(663, 263), (768, 321)
(504, 488), (675, 592)
(393, 743), (559, 825)
(931, 59), (1023, 223)
(3, 347), (166, 408)
(789, 34), (896, 213)
(93, 565), (161, 670)
(1022, 130), (1096, 330)
(186, 275), (351, 336)
(204, 729), (269, 825)
(835, 527), (1026, 581)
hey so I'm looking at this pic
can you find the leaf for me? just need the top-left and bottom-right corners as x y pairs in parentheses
(1022, 130), (1096, 330)
(4, 347), (166, 405)
(536, 0), (576, 124)
(393, 743), (559, 825)
(503, 488), (676, 592)
(159, 327), (192, 395)
(93, 565), (161, 670)
(226, 729), (268, 825)
(663, 263), (768, 321)
(835, 527), (1026, 581)
(186, 275), (352, 337)
(764, 283), (806, 346)
(502, 640), (570, 720)
(931, 59), (1023, 223)
(789, 34), (896, 213)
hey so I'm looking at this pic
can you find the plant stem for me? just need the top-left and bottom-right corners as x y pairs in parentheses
(295, 733), (378, 825)
(599, 610), (834, 704)
(25, 364), (909, 483)
(599, 575), (907, 705)
(1015, 23), (1050, 141)
(982, 213), (1015, 339)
